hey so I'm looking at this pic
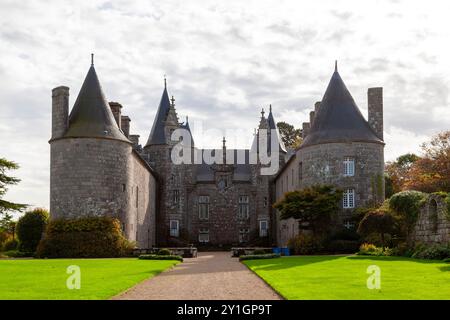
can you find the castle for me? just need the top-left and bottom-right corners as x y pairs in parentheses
(49, 58), (385, 248)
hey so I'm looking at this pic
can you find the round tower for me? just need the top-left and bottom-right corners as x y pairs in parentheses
(298, 63), (385, 224)
(49, 61), (133, 224)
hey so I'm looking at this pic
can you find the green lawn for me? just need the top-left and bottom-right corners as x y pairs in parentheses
(0, 258), (179, 299)
(244, 255), (450, 300)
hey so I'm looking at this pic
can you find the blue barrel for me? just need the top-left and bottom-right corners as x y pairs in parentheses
(282, 247), (290, 256)
(272, 247), (281, 254)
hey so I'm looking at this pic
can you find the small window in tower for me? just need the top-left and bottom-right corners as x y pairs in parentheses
(239, 228), (250, 243)
(291, 169), (294, 187)
(170, 220), (179, 237)
(135, 186), (139, 208)
(122, 184), (126, 192)
(263, 197), (268, 208)
(259, 220), (268, 237)
(299, 162), (303, 180)
(343, 188), (355, 209)
(172, 190), (180, 204)
(343, 157), (355, 177)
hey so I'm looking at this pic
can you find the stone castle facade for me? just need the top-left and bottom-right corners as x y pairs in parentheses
(49, 59), (385, 248)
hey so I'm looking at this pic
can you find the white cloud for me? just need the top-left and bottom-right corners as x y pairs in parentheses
(0, 0), (449, 212)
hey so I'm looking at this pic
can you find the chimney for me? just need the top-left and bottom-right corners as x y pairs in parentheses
(314, 101), (321, 114)
(129, 134), (140, 147)
(121, 116), (130, 138)
(51, 86), (69, 140)
(109, 102), (122, 129)
(302, 122), (310, 139)
(368, 87), (383, 140)
(309, 111), (315, 126)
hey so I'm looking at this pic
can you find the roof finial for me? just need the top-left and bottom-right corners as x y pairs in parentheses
(186, 115), (189, 124)
(334, 60), (338, 72)
(261, 108), (265, 118)
(222, 136), (226, 148)
(91, 53), (94, 66)
(164, 74), (167, 89)
(170, 95), (175, 107)
(269, 104), (272, 113)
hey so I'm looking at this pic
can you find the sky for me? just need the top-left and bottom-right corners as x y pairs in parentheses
(0, 0), (449, 212)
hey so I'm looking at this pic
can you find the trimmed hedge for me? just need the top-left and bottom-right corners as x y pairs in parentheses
(2, 250), (34, 258)
(36, 217), (134, 258)
(239, 253), (280, 261)
(157, 248), (171, 256)
(16, 208), (48, 252)
(138, 254), (183, 262)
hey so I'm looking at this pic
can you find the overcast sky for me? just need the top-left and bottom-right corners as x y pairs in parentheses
(1, 0), (449, 211)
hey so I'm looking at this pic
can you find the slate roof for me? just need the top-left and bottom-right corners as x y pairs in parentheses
(64, 65), (129, 142)
(300, 67), (384, 148)
(267, 106), (287, 153)
(196, 149), (252, 182)
(145, 86), (171, 146)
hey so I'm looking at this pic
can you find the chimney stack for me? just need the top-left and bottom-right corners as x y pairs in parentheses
(302, 122), (310, 139)
(109, 102), (122, 129)
(309, 111), (315, 126)
(121, 116), (130, 138)
(51, 86), (69, 140)
(368, 87), (383, 140)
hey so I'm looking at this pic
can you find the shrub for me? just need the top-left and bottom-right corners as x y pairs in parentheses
(0, 231), (12, 249)
(389, 191), (427, 236)
(3, 250), (34, 258)
(391, 242), (414, 257)
(16, 208), (48, 252)
(36, 216), (134, 258)
(325, 240), (360, 254)
(411, 243), (450, 260)
(239, 253), (280, 261)
(157, 248), (171, 256)
(253, 249), (266, 255)
(287, 233), (323, 255)
(357, 208), (396, 247)
(2, 238), (19, 251)
(139, 254), (183, 262)
(357, 243), (393, 256)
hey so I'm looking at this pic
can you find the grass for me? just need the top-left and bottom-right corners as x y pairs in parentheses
(243, 255), (450, 300)
(0, 258), (179, 300)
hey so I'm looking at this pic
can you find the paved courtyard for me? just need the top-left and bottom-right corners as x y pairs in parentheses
(113, 251), (282, 300)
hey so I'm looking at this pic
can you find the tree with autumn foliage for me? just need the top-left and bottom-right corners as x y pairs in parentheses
(277, 121), (303, 149)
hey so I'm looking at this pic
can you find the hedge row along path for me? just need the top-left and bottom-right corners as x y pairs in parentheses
(112, 252), (282, 300)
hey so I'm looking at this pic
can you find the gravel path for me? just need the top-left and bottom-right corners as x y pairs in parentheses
(112, 251), (282, 300)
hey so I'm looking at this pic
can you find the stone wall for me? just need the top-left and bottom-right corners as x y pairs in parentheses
(412, 194), (450, 244)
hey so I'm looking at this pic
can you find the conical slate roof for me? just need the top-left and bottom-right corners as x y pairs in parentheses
(64, 65), (129, 142)
(145, 86), (171, 146)
(267, 106), (287, 153)
(301, 67), (383, 148)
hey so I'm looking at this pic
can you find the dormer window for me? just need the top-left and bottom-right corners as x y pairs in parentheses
(343, 157), (355, 176)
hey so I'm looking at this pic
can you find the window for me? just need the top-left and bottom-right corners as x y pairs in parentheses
(343, 188), (355, 208)
(198, 228), (209, 243)
(122, 184), (126, 192)
(298, 162), (303, 180)
(135, 186), (139, 208)
(263, 196), (268, 208)
(343, 157), (355, 176)
(259, 220), (268, 237)
(198, 196), (210, 220)
(238, 195), (249, 219)
(172, 190), (180, 204)
(239, 228), (250, 243)
(169, 220), (179, 237)
(291, 169), (294, 186)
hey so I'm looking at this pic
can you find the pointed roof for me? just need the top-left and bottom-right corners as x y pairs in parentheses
(180, 116), (194, 145)
(267, 106), (287, 153)
(145, 85), (171, 146)
(64, 64), (129, 142)
(300, 65), (383, 148)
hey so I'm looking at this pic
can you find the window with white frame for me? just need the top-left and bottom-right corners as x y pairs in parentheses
(238, 195), (249, 219)
(198, 196), (209, 220)
(198, 228), (209, 243)
(259, 220), (268, 237)
(239, 228), (250, 243)
(343, 188), (355, 208)
(343, 157), (355, 176)
(169, 220), (179, 237)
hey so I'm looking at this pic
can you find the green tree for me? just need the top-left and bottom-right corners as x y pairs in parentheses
(0, 158), (27, 218)
(276, 122), (302, 149)
(357, 208), (396, 247)
(389, 190), (427, 239)
(274, 185), (343, 235)
(16, 208), (49, 252)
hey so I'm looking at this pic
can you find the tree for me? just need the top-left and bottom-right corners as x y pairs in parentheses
(276, 122), (302, 149)
(357, 208), (396, 247)
(385, 153), (419, 194)
(0, 158), (27, 218)
(273, 185), (343, 235)
(16, 208), (48, 252)
(405, 131), (450, 192)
